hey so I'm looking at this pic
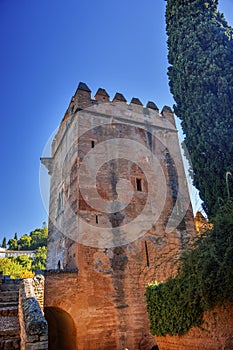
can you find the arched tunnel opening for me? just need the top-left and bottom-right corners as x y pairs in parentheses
(45, 307), (77, 350)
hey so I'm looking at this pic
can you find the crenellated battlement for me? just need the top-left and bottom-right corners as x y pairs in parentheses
(60, 82), (175, 122)
(69, 82), (172, 117)
(54, 82), (176, 151)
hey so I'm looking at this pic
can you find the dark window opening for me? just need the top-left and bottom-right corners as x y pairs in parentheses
(96, 215), (99, 224)
(145, 241), (150, 267)
(136, 178), (142, 191)
(91, 140), (95, 148)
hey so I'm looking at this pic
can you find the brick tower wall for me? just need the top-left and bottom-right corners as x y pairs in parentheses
(42, 83), (195, 350)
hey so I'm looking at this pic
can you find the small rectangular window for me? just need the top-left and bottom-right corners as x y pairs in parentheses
(136, 178), (142, 192)
(96, 215), (99, 224)
(91, 140), (95, 148)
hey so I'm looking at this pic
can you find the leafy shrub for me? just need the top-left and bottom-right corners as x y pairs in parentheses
(146, 201), (233, 336)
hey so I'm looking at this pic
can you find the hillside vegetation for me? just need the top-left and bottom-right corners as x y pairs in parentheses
(0, 223), (47, 278)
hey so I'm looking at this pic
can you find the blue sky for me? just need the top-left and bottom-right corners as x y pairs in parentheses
(0, 0), (233, 242)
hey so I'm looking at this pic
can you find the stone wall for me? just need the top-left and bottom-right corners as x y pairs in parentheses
(156, 305), (233, 350)
(31, 275), (45, 310)
(19, 275), (48, 350)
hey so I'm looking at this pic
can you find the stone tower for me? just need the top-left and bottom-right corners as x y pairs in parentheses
(41, 82), (194, 350)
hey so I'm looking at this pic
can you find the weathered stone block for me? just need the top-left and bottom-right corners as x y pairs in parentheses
(25, 341), (48, 350)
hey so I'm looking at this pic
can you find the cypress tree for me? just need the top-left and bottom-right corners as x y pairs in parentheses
(2, 237), (6, 249)
(166, 0), (233, 216)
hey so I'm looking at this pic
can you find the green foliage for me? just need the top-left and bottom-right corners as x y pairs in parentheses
(147, 1), (233, 335)
(6, 225), (48, 251)
(16, 255), (32, 270)
(146, 201), (233, 336)
(7, 238), (18, 250)
(146, 278), (204, 336)
(0, 224), (48, 278)
(0, 246), (47, 278)
(32, 246), (47, 271)
(0, 257), (33, 279)
(29, 227), (48, 250)
(17, 235), (32, 250)
(166, 0), (233, 217)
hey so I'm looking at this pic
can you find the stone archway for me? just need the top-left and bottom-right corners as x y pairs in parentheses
(45, 307), (77, 350)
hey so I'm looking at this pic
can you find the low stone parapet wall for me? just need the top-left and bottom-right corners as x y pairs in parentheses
(19, 275), (48, 350)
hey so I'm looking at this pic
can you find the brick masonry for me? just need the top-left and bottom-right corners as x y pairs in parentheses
(156, 305), (233, 350)
(41, 83), (196, 350)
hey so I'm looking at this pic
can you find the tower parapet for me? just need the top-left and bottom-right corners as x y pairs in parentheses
(73, 82), (92, 110)
(113, 92), (127, 103)
(94, 88), (110, 103)
(63, 82), (174, 120)
(161, 105), (176, 126)
(54, 82), (176, 154)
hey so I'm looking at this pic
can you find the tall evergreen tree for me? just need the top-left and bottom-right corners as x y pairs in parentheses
(1, 237), (6, 249)
(166, 0), (233, 216)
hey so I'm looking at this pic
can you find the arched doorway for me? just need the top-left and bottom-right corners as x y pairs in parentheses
(45, 307), (77, 350)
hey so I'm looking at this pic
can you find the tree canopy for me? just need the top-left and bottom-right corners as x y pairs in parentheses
(146, 0), (233, 337)
(1, 237), (6, 248)
(6, 224), (48, 251)
(166, 0), (233, 216)
(0, 224), (48, 278)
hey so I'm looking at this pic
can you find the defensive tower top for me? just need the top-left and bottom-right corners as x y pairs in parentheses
(59, 82), (175, 129)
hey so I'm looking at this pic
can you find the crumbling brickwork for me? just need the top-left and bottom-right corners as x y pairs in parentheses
(18, 275), (48, 350)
